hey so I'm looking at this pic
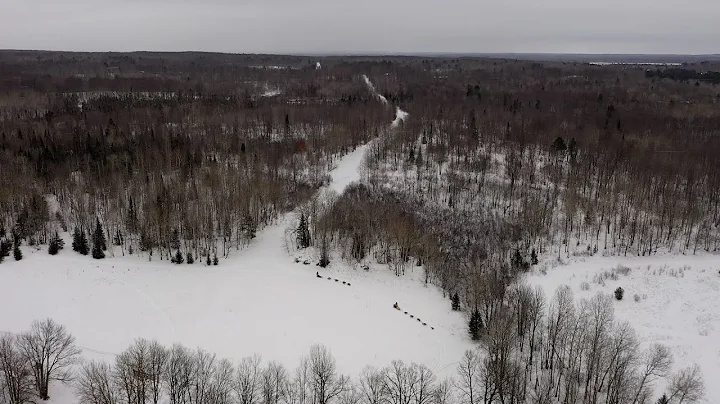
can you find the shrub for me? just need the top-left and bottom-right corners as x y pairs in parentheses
(615, 265), (631, 276)
(580, 281), (590, 291)
(633, 294), (641, 302)
(614, 287), (624, 300)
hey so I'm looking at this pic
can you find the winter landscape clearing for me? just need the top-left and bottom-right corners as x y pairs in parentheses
(0, 137), (472, 402)
(525, 255), (720, 403)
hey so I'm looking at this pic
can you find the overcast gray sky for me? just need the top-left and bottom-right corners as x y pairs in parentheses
(1, 0), (719, 54)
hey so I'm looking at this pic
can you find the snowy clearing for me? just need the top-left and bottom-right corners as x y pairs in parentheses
(524, 255), (720, 403)
(0, 141), (472, 398)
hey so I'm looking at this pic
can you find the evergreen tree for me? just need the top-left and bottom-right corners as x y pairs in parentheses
(656, 395), (669, 404)
(13, 242), (22, 261)
(468, 309), (483, 341)
(126, 197), (138, 234)
(512, 249), (528, 270)
(213, 254), (219, 265)
(318, 244), (330, 268)
(48, 234), (61, 255)
(94, 218), (107, 251)
(614, 287), (625, 300)
(296, 213), (311, 249)
(186, 252), (194, 264)
(72, 227), (82, 252)
(54, 231), (65, 250)
(451, 293), (460, 311)
(172, 250), (184, 264)
(531, 248), (539, 265)
(206, 255), (211, 266)
(551, 136), (567, 152)
(0, 239), (11, 263)
(78, 229), (89, 255)
(92, 220), (106, 259)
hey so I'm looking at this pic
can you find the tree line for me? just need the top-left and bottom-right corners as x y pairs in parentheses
(1, 292), (706, 404)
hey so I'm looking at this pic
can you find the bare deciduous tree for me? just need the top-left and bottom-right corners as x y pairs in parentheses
(236, 354), (263, 404)
(632, 344), (673, 404)
(358, 366), (387, 404)
(0, 334), (34, 404)
(18, 319), (80, 400)
(667, 364), (705, 404)
(75, 361), (118, 404)
(308, 345), (348, 404)
(455, 350), (480, 404)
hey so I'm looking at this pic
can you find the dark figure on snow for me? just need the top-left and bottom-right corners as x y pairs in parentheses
(393, 302), (400, 310)
(316, 271), (322, 278)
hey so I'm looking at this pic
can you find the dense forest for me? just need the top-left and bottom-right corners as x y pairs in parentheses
(0, 51), (717, 403)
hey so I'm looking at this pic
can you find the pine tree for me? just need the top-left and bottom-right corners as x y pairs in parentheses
(92, 220), (106, 259)
(531, 248), (539, 265)
(656, 395), (669, 404)
(468, 309), (483, 341)
(72, 227), (82, 252)
(297, 214), (311, 249)
(172, 250), (184, 264)
(318, 244), (330, 268)
(451, 293), (460, 311)
(512, 249), (527, 270)
(78, 229), (89, 255)
(614, 287), (624, 300)
(206, 255), (211, 266)
(0, 239), (11, 263)
(186, 252), (194, 264)
(54, 231), (64, 250)
(126, 197), (138, 234)
(48, 234), (60, 255)
(13, 242), (22, 261)
(94, 218), (107, 251)
(213, 254), (219, 265)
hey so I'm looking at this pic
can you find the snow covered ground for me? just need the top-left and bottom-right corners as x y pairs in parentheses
(524, 255), (720, 403)
(0, 129), (472, 403)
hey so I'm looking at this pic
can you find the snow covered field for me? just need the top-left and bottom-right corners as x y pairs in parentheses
(0, 130), (472, 402)
(524, 255), (720, 403)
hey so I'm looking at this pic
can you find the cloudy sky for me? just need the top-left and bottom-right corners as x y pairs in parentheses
(1, 0), (718, 54)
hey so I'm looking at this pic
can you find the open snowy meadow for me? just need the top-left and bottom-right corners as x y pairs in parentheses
(524, 254), (720, 403)
(0, 139), (471, 403)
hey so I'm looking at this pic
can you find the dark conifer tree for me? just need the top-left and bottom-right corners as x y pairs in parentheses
(451, 293), (461, 311)
(318, 244), (330, 268)
(126, 197), (138, 234)
(656, 395), (669, 404)
(186, 252), (194, 264)
(468, 309), (483, 341)
(92, 221), (106, 259)
(94, 218), (107, 251)
(172, 250), (184, 264)
(297, 213), (311, 249)
(78, 229), (89, 256)
(531, 248), (539, 265)
(0, 239), (11, 262)
(213, 254), (219, 265)
(72, 227), (82, 252)
(206, 255), (211, 266)
(551, 136), (567, 152)
(13, 242), (22, 261)
(48, 233), (61, 255)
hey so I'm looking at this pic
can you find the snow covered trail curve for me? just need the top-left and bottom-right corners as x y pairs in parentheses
(362, 74), (408, 127)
